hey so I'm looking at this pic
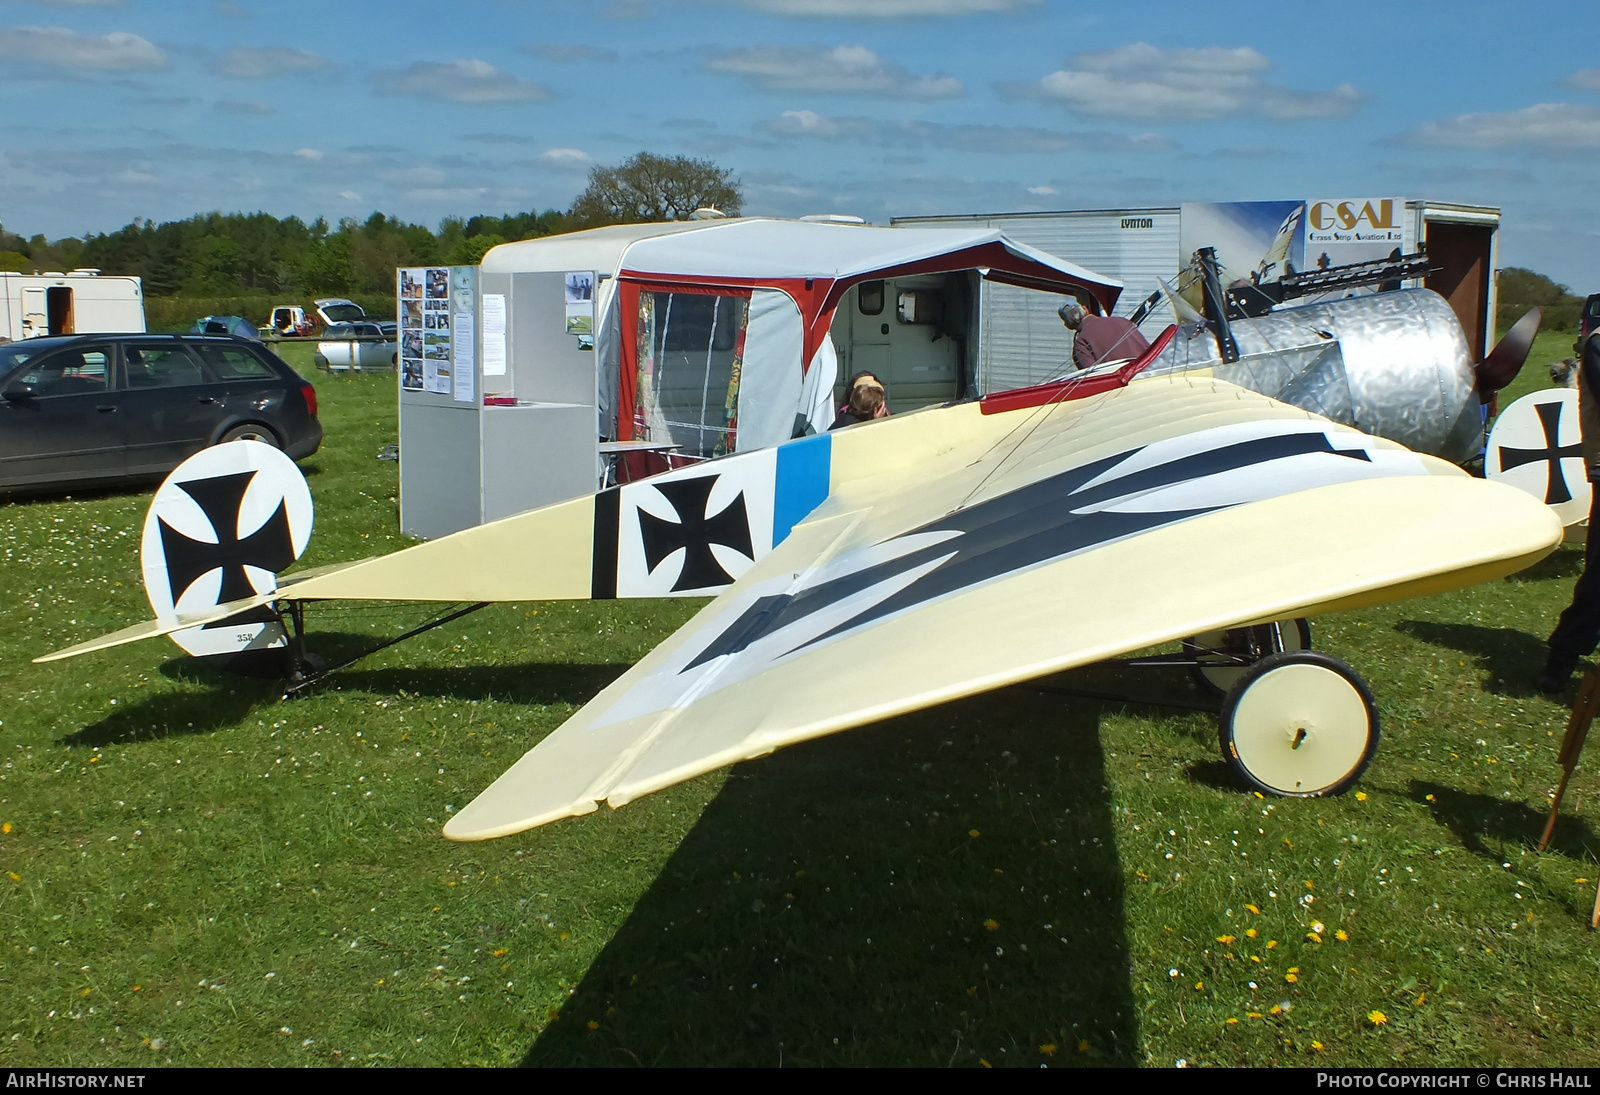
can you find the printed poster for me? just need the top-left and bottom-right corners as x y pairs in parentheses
(1178, 201), (1306, 312)
(1304, 197), (1408, 277)
(451, 266), (477, 404)
(482, 293), (507, 377)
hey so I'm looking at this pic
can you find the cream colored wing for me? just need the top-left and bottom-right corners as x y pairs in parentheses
(443, 378), (1562, 840)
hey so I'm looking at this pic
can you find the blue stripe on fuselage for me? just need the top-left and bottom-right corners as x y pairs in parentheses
(773, 434), (831, 546)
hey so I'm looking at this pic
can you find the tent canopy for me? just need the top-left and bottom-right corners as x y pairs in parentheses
(479, 218), (1124, 464)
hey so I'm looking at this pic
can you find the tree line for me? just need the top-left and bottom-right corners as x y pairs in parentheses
(0, 152), (743, 301)
(1496, 267), (1592, 333)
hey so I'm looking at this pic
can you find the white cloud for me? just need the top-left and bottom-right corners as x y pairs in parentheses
(705, 45), (962, 99)
(209, 46), (332, 79)
(0, 25), (165, 71)
(369, 59), (552, 103)
(338, 190), (361, 201)
(709, 0), (1036, 14)
(760, 109), (1172, 152)
(214, 99), (274, 114)
(519, 43), (617, 63)
(1012, 42), (1363, 121)
(1403, 102), (1600, 150)
(1027, 185), (1056, 194)
(540, 147), (592, 164)
(1563, 69), (1600, 91)
(294, 147), (323, 160)
(761, 109), (876, 138)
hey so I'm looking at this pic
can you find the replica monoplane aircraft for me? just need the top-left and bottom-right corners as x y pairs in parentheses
(36, 328), (1562, 841)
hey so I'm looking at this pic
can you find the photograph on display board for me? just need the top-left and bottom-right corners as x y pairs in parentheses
(426, 268), (449, 298)
(565, 303), (593, 336)
(564, 271), (594, 303)
(424, 333), (451, 360)
(425, 311), (451, 331)
(402, 331), (423, 358)
(400, 269), (423, 299)
(424, 298), (448, 311)
(402, 300), (424, 327)
(401, 357), (423, 390)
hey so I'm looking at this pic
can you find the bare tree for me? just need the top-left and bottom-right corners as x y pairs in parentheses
(568, 152), (742, 228)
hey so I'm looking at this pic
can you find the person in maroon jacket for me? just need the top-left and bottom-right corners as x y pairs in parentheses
(1058, 300), (1150, 371)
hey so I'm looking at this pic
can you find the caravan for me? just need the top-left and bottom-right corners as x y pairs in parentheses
(0, 270), (146, 342)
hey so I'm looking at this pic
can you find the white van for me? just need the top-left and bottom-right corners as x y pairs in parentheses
(0, 270), (146, 341)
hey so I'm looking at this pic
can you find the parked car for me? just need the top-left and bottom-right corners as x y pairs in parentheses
(0, 333), (321, 492)
(267, 305), (316, 336)
(315, 322), (398, 371)
(314, 298), (366, 326)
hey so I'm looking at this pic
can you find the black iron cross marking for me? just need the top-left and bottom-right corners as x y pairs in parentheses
(158, 471), (295, 607)
(638, 475), (753, 592)
(1499, 400), (1582, 505)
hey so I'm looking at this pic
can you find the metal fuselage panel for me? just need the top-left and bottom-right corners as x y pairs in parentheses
(1147, 289), (1480, 463)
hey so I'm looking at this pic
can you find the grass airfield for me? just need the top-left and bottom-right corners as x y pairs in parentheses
(2, 335), (1599, 1067)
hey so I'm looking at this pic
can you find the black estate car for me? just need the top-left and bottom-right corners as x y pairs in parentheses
(0, 333), (322, 492)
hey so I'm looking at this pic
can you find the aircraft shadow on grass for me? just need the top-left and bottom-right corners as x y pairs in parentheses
(523, 687), (1140, 1068)
(56, 638), (628, 749)
(1392, 621), (1559, 698)
(1407, 780), (1598, 912)
(1502, 548), (1583, 584)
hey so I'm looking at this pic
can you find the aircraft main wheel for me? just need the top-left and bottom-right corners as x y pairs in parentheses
(1219, 651), (1378, 797)
(1185, 618), (1311, 696)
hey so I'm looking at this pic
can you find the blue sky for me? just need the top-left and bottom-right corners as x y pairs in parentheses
(1, 0), (1597, 289)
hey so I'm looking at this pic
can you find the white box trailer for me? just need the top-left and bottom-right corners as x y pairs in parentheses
(0, 270), (146, 342)
(893, 199), (1500, 394)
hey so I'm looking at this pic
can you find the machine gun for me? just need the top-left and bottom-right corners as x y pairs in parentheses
(1226, 250), (1433, 318)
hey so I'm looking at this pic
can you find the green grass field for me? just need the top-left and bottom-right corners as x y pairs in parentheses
(2, 336), (1599, 1067)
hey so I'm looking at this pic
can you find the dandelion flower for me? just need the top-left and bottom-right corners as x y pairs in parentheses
(1, 823), (11, 834)
(979, 1059), (992, 1068)
(1285, 973), (1298, 983)
(1355, 791), (1368, 802)
(1039, 1044), (1057, 1056)
(1267, 940), (1278, 949)
(7, 872), (18, 882)
(1195, 982), (1205, 991)
(586, 1020), (599, 1030)
(1306, 932), (1323, 943)
(1311, 1040), (1324, 1051)
(1246, 904), (1260, 914)
(1335, 929), (1349, 942)
(969, 829), (980, 838)
(1246, 928), (1258, 939)
(1247, 1011), (1263, 1019)
(1269, 1004), (1282, 1015)
(493, 949), (507, 957)
(1368, 1010), (1387, 1026)
(984, 919), (999, 931)
(1226, 1017), (1239, 1025)
(1077, 1039), (1091, 1053)
(1415, 993), (1426, 1006)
